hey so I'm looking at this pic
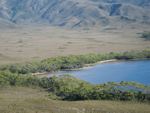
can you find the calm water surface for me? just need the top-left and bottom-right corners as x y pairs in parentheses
(49, 60), (150, 85)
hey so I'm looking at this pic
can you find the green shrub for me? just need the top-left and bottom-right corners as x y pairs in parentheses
(0, 50), (149, 74)
(141, 32), (150, 40)
(0, 72), (149, 102)
(0, 50), (150, 102)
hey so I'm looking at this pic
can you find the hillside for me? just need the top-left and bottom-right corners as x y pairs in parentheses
(0, 0), (150, 28)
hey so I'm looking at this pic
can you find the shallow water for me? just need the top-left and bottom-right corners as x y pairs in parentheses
(49, 60), (150, 85)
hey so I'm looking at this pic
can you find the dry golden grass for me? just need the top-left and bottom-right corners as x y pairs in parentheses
(0, 26), (150, 65)
(0, 86), (149, 113)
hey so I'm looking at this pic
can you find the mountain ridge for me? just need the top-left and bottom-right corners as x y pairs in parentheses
(0, 0), (150, 28)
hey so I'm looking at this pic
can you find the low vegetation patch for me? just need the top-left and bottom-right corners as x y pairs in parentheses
(0, 50), (150, 74)
(0, 50), (150, 102)
(140, 32), (150, 40)
(0, 87), (150, 113)
(0, 71), (150, 102)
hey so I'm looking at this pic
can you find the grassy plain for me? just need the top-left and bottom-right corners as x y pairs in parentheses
(0, 26), (150, 113)
(0, 86), (150, 113)
(0, 26), (150, 64)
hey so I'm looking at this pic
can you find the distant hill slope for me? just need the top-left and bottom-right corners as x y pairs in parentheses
(0, 0), (150, 28)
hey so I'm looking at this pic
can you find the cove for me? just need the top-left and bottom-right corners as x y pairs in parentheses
(48, 60), (150, 85)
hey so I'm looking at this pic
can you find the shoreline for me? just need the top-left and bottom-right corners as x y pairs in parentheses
(65, 59), (118, 71)
(62, 58), (149, 71)
(31, 59), (118, 77)
(32, 58), (150, 77)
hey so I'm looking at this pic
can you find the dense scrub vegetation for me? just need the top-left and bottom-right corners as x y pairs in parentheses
(0, 50), (150, 102)
(141, 32), (150, 40)
(1, 87), (149, 113)
(0, 50), (150, 74)
(0, 71), (149, 102)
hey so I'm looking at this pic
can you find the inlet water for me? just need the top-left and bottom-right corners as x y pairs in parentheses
(49, 60), (150, 85)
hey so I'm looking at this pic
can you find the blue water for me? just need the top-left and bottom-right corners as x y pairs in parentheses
(49, 60), (150, 85)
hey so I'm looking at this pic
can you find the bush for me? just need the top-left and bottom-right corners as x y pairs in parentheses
(141, 32), (150, 40)
(0, 50), (150, 102)
(0, 50), (150, 74)
(0, 71), (149, 102)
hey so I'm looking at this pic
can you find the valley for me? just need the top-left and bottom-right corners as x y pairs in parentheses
(0, 0), (150, 113)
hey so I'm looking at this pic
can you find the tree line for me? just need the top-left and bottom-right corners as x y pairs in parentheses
(0, 50), (150, 102)
(0, 71), (149, 102)
(0, 50), (150, 75)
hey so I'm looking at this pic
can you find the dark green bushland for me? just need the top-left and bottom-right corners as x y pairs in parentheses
(0, 50), (150, 74)
(0, 71), (149, 102)
(141, 32), (150, 40)
(0, 50), (150, 102)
